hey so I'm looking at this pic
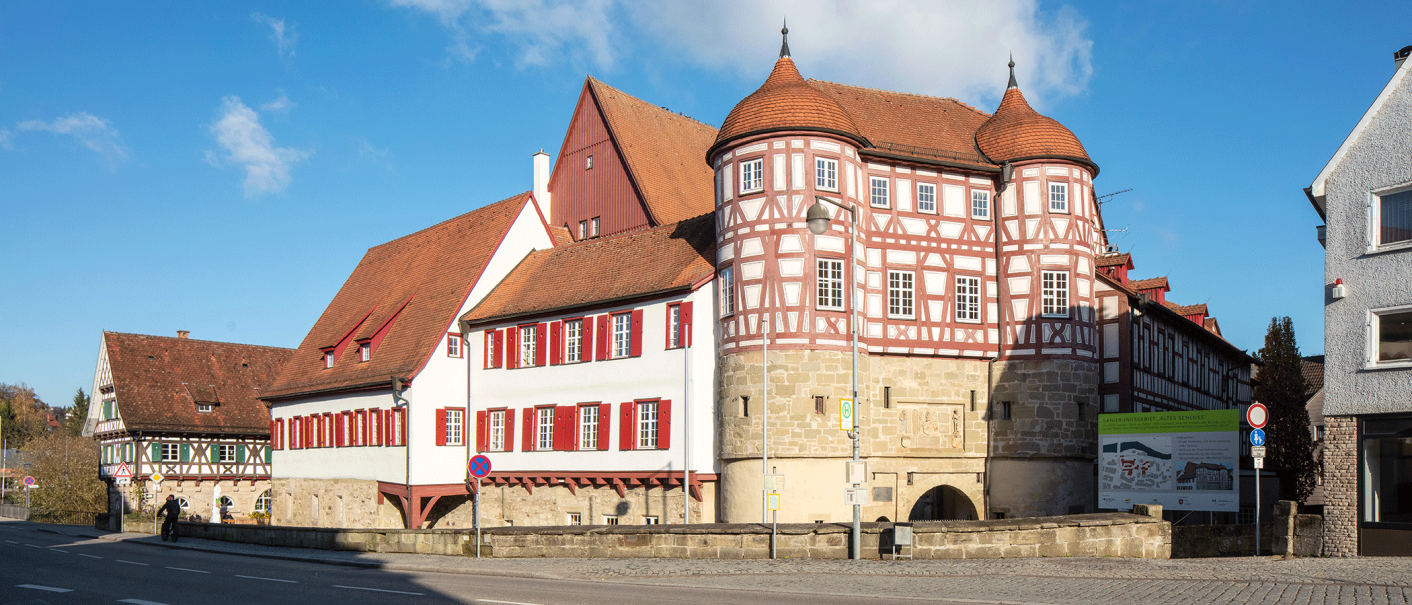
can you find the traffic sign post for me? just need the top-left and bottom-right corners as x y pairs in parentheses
(468, 455), (491, 558)
(1246, 403), (1268, 429)
(839, 398), (855, 431)
(1247, 403), (1270, 557)
(1250, 429), (1266, 447)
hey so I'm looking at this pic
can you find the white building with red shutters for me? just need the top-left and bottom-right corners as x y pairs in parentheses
(263, 28), (1254, 529)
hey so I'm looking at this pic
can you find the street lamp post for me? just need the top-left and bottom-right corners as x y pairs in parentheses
(807, 196), (862, 560)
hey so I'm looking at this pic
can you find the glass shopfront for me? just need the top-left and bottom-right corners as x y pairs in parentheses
(1361, 415), (1412, 555)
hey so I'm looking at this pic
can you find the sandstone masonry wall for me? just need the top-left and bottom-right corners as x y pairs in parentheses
(1321, 415), (1358, 556)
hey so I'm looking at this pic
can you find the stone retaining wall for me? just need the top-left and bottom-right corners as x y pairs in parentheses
(152, 508), (1170, 560)
(1171, 501), (1323, 558)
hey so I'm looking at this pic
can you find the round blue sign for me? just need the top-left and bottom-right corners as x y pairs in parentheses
(1250, 428), (1266, 446)
(469, 455), (492, 478)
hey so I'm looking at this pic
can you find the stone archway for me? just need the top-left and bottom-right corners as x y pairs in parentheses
(908, 484), (978, 521)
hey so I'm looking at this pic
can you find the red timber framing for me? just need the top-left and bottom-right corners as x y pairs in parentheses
(377, 473), (717, 528)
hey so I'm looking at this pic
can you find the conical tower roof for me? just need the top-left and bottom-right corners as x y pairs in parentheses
(975, 59), (1096, 173)
(709, 26), (867, 160)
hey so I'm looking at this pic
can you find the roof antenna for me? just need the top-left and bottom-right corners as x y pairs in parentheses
(780, 19), (790, 59)
(1007, 53), (1018, 89)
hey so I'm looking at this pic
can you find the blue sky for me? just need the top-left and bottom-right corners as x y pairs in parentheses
(3, 1), (1408, 407)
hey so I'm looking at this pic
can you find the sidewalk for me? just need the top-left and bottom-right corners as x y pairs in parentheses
(8, 517), (1411, 604)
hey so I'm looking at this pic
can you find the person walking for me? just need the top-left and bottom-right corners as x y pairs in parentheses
(159, 495), (181, 542)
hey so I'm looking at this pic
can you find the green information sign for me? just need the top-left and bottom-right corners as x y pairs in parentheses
(1098, 409), (1238, 435)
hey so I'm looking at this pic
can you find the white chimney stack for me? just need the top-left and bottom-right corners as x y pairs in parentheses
(533, 151), (552, 221)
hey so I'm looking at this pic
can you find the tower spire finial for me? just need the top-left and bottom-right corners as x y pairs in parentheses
(1007, 53), (1018, 89)
(780, 19), (791, 59)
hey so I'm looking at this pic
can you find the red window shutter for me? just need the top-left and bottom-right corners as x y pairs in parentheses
(522, 407), (536, 451)
(506, 327), (519, 369)
(535, 323), (547, 366)
(681, 301), (693, 347)
(664, 304), (673, 349)
(596, 315), (610, 360)
(435, 408), (447, 446)
(657, 399), (672, 450)
(335, 412), (346, 447)
(398, 408), (408, 446)
(619, 401), (636, 450)
(549, 321), (562, 365)
(492, 330), (504, 368)
(630, 309), (643, 357)
(304, 416), (313, 448)
(476, 410), (488, 451)
(504, 408), (516, 452)
(597, 403), (611, 450)
(269, 420), (277, 449)
(553, 405), (574, 451)
(582, 318), (594, 361)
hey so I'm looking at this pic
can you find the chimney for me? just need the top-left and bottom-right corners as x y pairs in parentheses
(1396, 46), (1411, 70)
(532, 151), (552, 222)
(177, 330), (190, 339)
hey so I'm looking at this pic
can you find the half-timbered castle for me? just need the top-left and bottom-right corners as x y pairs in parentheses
(263, 29), (1253, 529)
(85, 331), (292, 520)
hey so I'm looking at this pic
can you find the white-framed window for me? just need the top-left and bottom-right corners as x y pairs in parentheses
(579, 405), (599, 450)
(1049, 182), (1068, 212)
(161, 443), (178, 461)
(578, 220), (588, 240)
(322, 351), (333, 369)
(603, 515), (619, 525)
(519, 325), (537, 367)
(591, 217), (601, 237)
(917, 183), (937, 213)
(972, 190), (991, 220)
(254, 490), (271, 513)
(536, 407), (554, 450)
(888, 271), (915, 319)
(956, 276), (981, 322)
(219, 444), (235, 462)
(643, 516), (659, 524)
(719, 267), (735, 317)
(667, 304), (682, 349)
(817, 259), (845, 311)
(445, 408), (463, 446)
(359, 342), (371, 362)
(1371, 186), (1412, 249)
(740, 158), (763, 193)
(637, 400), (659, 449)
(1041, 270), (1070, 317)
(1369, 304), (1412, 368)
(565, 319), (583, 362)
(488, 410), (506, 451)
(612, 312), (631, 358)
(816, 157), (838, 191)
(568, 512), (583, 525)
(197, 403), (213, 413)
(870, 176), (889, 208)
(446, 334), (462, 358)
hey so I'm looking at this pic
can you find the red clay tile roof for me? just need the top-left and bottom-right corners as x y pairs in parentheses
(1130, 277), (1170, 292)
(103, 332), (292, 435)
(588, 78), (718, 226)
(1171, 303), (1208, 317)
(975, 86), (1095, 173)
(1203, 317), (1222, 337)
(1302, 355), (1325, 396)
(463, 213), (716, 324)
(547, 224), (573, 247)
(265, 194), (530, 399)
(808, 80), (995, 170)
(1094, 253), (1132, 268)
(710, 57), (867, 160)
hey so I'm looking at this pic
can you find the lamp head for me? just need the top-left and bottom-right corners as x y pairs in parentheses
(806, 200), (832, 235)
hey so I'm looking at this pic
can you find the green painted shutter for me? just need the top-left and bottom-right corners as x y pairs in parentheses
(104, 400), (112, 419)
(180, 443), (190, 462)
(151, 443), (161, 461)
(237, 445), (246, 463)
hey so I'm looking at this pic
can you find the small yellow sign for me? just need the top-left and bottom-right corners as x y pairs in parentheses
(150, 473), (165, 484)
(767, 493), (781, 511)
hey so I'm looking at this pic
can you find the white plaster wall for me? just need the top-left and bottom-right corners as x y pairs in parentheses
(469, 287), (717, 475)
(269, 389), (406, 482)
(1323, 61), (1412, 417)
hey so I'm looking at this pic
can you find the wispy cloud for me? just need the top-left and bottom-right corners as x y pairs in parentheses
(208, 96), (310, 197)
(7, 112), (128, 165)
(261, 93), (296, 114)
(384, 0), (1093, 109)
(252, 13), (298, 60)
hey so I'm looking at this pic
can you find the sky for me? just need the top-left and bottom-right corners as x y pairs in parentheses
(3, 1), (1409, 408)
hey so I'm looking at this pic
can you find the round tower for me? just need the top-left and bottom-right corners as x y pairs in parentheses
(976, 59), (1104, 517)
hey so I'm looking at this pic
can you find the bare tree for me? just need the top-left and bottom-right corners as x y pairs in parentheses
(21, 431), (106, 512)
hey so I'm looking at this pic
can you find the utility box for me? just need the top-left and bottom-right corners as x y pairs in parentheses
(892, 523), (914, 560)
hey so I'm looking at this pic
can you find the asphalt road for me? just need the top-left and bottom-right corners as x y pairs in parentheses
(0, 522), (955, 605)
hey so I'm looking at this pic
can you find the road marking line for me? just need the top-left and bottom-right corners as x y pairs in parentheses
(17, 584), (74, 593)
(166, 566), (210, 573)
(24, 543), (43, 548)
(49, 548), (69, 553)
(333, 585), (425, 596)
(118, 599), (169, 605)
(78, 553), (102, 559)
(116, 559), (150, 566)
(3, 540), (18, 544)
(477, 600), (543, 605)
(235, 575), (297, 583)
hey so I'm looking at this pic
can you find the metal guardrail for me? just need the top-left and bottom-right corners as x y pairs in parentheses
(0, 505), (102, 526)
(0, 504), (29, 520)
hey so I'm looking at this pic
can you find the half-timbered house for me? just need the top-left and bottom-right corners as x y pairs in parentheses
(85, 331), (292, 520)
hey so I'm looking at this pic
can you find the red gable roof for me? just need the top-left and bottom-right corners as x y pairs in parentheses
(808, 80), (994, 171)
(103, 332), (292, 434)
(462, 214), (715, 325)
(265, 193), (530, 400)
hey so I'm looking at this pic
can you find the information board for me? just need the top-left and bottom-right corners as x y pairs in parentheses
(1098, 409), (1239, 512)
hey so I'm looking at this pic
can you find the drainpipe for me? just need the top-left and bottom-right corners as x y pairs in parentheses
(395, 376), (411, 528)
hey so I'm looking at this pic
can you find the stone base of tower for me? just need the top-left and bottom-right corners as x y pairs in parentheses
(987, 458), (1095, 518)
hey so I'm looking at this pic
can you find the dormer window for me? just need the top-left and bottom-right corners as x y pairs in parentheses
(322, 350), (334, 369)
(591, 217), (601, 238)
(197, 403), (213, 413)
(359, 342), (371, 362)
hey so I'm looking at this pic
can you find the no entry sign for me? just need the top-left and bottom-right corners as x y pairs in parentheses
(1246, 403), (1268, 430)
